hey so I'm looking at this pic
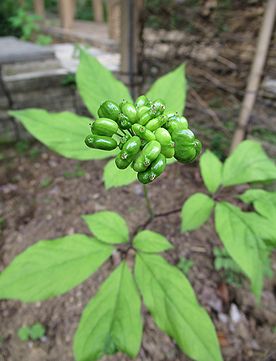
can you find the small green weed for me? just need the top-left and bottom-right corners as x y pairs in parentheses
(36, 34), (52, 45)
(17, 322), (45, 341)
(9, 9), (41, 41)
(40, 177), (52, 188)
(0, 217), (5, 231)
(213, 247), (243, 287)
(9, 8), (52, 45)
(15, 140), (30, 155)
(64, 164), (85, 179)
(29, 146), (41, 159)
(61, 73), (76, 87)
(15, 141), (41, 159)
(177, 257), (194, 276)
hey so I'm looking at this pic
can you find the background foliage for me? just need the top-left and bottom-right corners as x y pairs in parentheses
(0, 0), (21, 36)
(181, 141), (276, 299)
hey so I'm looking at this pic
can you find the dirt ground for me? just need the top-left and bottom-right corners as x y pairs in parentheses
(0, 143), (275, 361)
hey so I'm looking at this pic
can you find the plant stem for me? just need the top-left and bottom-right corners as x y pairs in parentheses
(116, 132), (123, 138)
(143, 184), (154, 220)
(127, 129), (133, 137)
(155, 207), (181, 218)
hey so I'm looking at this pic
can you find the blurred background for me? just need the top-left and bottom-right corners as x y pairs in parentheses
(0, 0), (275, 157)
(0, 1), (276, 361)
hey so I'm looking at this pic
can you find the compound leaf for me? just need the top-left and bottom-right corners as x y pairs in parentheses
(215, 202), (269, 298)
(135, 253), (222, 361)
(83, 211), (129, 244)
(238, 189), (276, 244)
(238, 189), (267, 203)
(246, 212), (276, 247)
(222, 141), (276, 186)
(0, 235), (113, 302)
(181, 193), (215, 232)
(146, 64), (186, 114)
(200, 150), (223, 193)
(74, 262), (142, 361)
(9, 109), (116, 160)
(133, 230), (173, 253)
(239, 189), (276, 223)
(77, 49), (132, 117)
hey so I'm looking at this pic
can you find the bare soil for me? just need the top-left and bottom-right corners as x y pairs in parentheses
(0, 144), (275, 361)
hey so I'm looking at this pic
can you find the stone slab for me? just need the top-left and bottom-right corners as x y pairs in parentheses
(41, 19), (118, 53)
(0, 36), (54, 65)
(53, 43), (120, 73)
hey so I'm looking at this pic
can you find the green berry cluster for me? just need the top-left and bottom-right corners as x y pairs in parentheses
(85, 95), (202, 184)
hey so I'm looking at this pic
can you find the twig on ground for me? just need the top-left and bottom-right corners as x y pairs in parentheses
(195, 68), (241, 95)
(190, 246), (207, 253)
(189, 88), (229, 135)
(217, 55), (237, 70)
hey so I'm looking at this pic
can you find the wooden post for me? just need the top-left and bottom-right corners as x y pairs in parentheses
(108, 0), (121, 40)
(230, 0), (276, 152)
(33, 0), (45, 17)
(120, 0), (144, 98)
(59, 0), (76, 29)
(93, 0), (104, 22)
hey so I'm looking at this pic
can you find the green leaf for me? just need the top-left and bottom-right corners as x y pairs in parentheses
(181, 193), (215, 232)
(76, 50), (132, 117)
(253, 193), (276, 222)
(74, 262), (142, 361)
(83, 211), (129, 244)
(214, 257), (224, 271)
(247, 212), (276, 248)
(29, 323), (45, 340)
(17, 327), (30, 341)
(239, 189), (276, 246)
(0, 235), (113, 302)
(103, 159), (137, 189)
(200, 150), (222, 193)
(135, 253), (222, 361)
(222, 140), (276, 186)
(239, 189), (276, 221)
(9, 109), (117, 160)
(215, 202), (268, 297)
(238, 189), (267, 203)
(146, 64), (187, 114)
(133, 230), (173, 253)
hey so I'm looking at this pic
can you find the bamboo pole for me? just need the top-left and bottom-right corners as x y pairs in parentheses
(33, 0), (45, 17)
(108, 0), (121, 40)
(93, 0), (103, 22)
(230, 0), (276, 153)
(59, 0), (76, 29)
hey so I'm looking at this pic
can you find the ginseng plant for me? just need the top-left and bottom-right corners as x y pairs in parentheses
(1, 49), (226, 361)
